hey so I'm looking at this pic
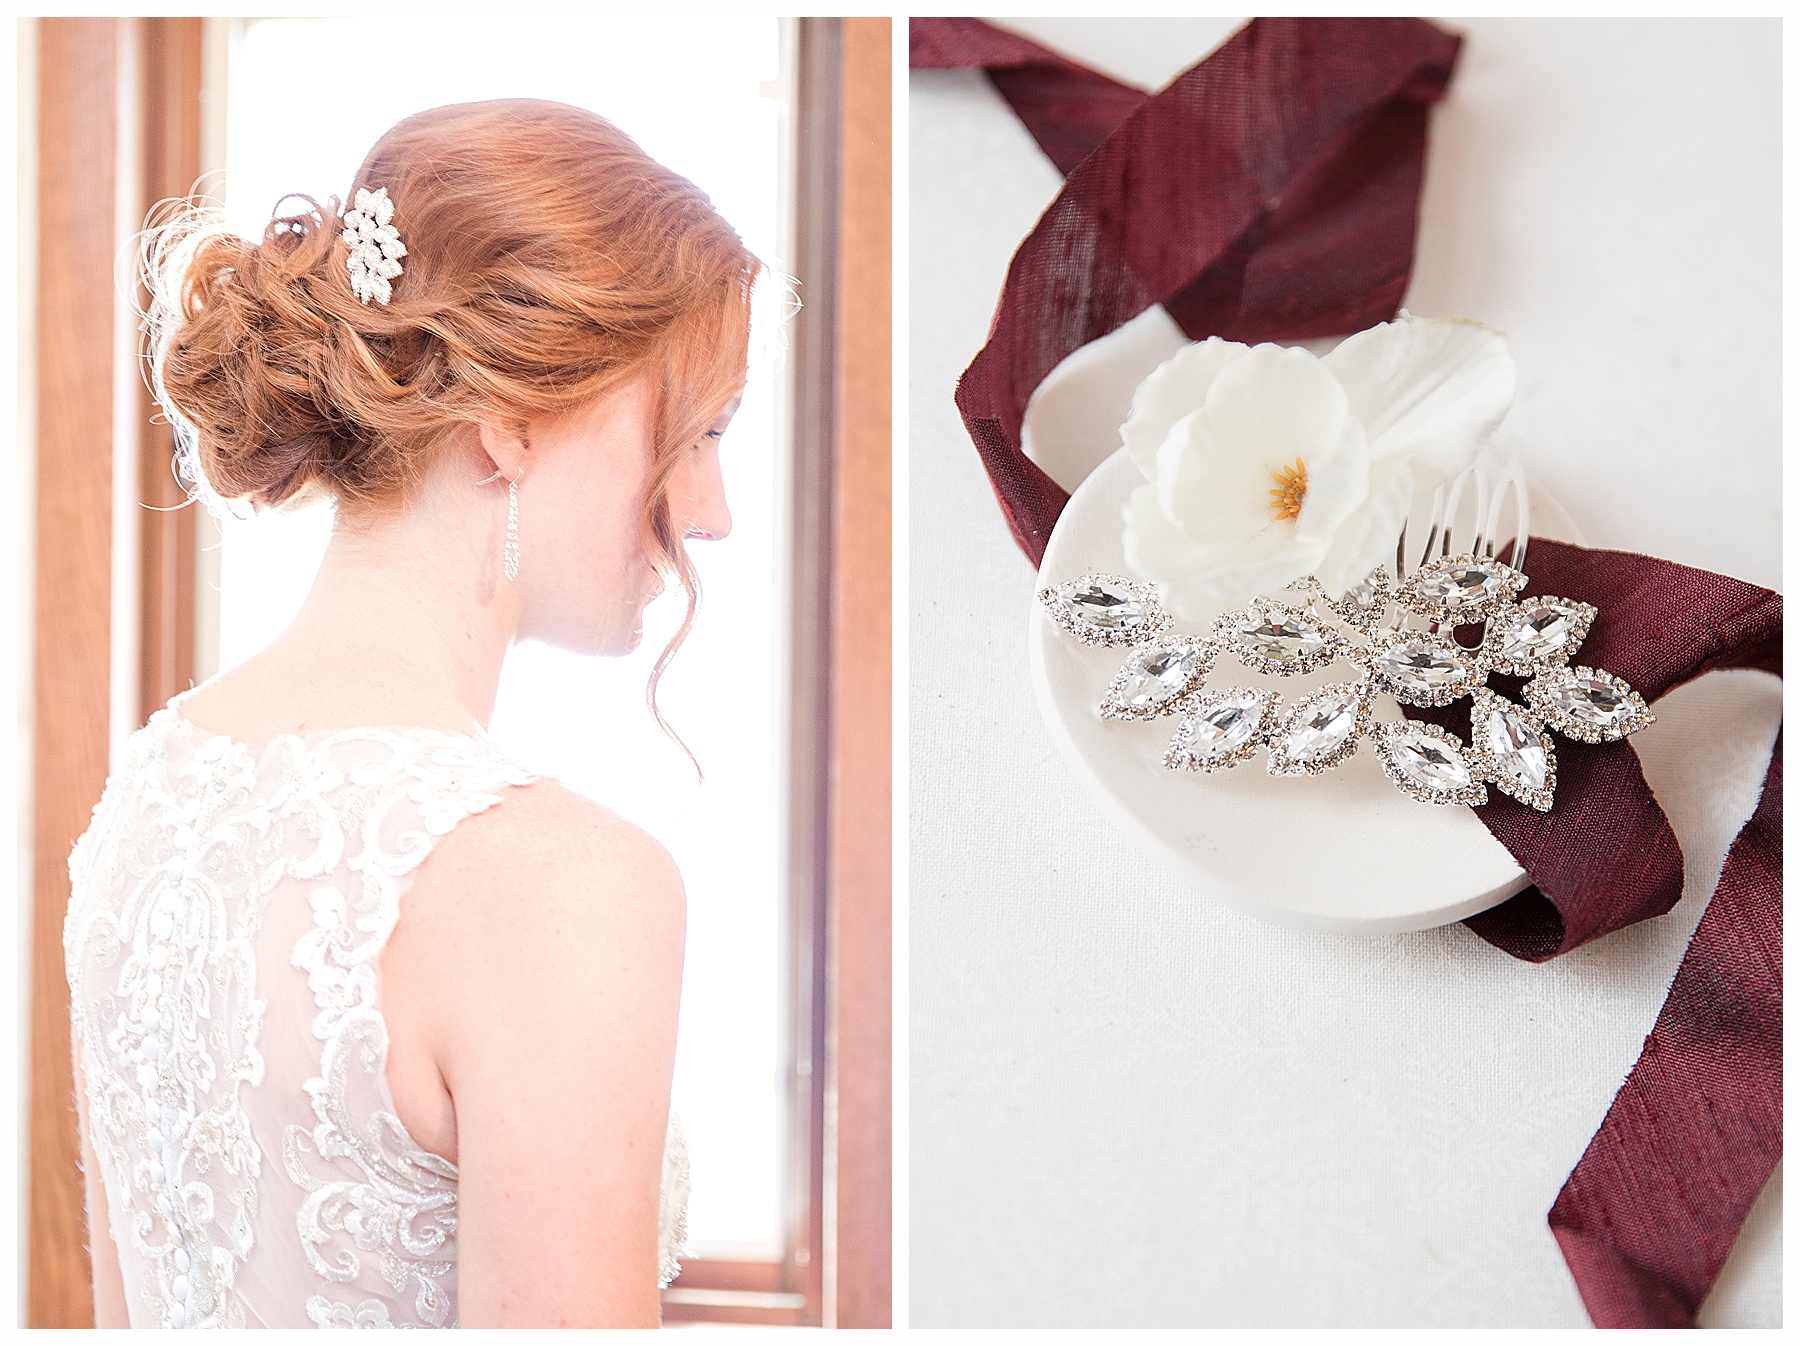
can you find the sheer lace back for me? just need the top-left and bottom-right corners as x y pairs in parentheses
(65, 707), (688, 1328)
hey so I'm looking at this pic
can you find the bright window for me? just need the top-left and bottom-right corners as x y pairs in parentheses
(213, 15), (792, 1259)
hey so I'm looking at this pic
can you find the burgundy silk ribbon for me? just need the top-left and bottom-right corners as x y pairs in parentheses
(915, 17), (1782, 1327)
(909, 16), (1146, 175)
(1553, 735), (1781, 1328)
(1418, 542), (1783, 1328)
(913, 15), (1461, 565)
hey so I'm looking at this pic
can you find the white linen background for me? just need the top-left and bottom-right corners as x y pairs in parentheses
(909, 17), (1781, 1328)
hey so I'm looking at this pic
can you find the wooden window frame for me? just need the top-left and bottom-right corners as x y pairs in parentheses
(659, 13), (893, 1330)
(27, 17), (205, 1327)
(24, 14), (890, 1330)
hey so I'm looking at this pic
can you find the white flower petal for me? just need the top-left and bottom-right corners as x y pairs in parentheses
(1193, 526), (1329, 609)
(1154, 410), (1272, 544)
(1157, 344), (1351, 542)
(1126, 479), (1319, 616)
(1315, 459), (1415, 597)
(1116, 317), (1516, 609)
(1322, 314), (1515, 488)
(1122, 481), (1212, 583)
(1119, 337), (1249, 478)
(1198, 343), (1349, 470)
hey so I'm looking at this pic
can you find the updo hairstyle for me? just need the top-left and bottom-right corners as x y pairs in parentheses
(146, 98), (760, 723)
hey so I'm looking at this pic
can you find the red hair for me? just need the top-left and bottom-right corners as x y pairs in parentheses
(145, 98), (761, 733)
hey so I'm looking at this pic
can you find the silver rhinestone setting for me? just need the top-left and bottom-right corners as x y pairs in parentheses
(1326, 565), (1391, 632)
(1396, 552), (1527, 621)
(1465, 687), (1558, 811)
(1164, 687), (1281, 772)
(1372, 720), (1489, 807)
(1041, 573), (1171, 648)
(1100, 636), (1216, 721)
(1353, 632), (1480, 708)
(1038, 558), (1650, 810)
(1265, 682), (1374, 777)
(1526, 665), (1655, 743)
(1482, 595), (1597, 676)
(1212, 598), (1341, 676)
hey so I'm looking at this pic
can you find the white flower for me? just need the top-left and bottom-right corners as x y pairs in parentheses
(342, 186), (407, 306)
(1120, 314), (1515, 615)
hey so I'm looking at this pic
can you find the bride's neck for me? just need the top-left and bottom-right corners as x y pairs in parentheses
(201, 459), (520, 738)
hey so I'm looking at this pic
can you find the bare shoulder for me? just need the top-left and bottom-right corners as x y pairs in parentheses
(429, 781), (686, 1321)
(471, 777), (680, 903)
(388, 778), (685, 1035)
(382, 779), (685, 1164)
(425, 778), (684, 938)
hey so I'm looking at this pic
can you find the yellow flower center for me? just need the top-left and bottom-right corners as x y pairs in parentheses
(1268, 458), (1307, 522)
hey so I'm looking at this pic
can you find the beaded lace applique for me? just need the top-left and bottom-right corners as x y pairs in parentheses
(66, 709), (690, 1327)
(282, 731), (537, 1328)
(66, 721), (284, 1327)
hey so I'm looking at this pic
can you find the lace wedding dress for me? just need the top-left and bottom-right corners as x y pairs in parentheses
(64, 705), (689, 1328)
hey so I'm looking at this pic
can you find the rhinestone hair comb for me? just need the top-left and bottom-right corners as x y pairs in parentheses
(343, 187), (406, 306)
(1039, 463), (1652, 810)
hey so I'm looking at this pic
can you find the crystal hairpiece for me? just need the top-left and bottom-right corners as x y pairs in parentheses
(343, 187), (406, 306)
(1040, 554), (1652, 811)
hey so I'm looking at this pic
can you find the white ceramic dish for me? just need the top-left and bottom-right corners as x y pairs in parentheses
(1029, 447), (1590, 934)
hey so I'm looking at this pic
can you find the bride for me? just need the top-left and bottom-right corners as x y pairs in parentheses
(62, 99), (759, 1328)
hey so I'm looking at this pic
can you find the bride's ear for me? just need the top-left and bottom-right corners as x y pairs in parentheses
(475, 422), (529, 481)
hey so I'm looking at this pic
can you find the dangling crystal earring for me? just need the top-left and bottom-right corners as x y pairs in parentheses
(475, 466), (523, 581)
(504, 475), (522, 581)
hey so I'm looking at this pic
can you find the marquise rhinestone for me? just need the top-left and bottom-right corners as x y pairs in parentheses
(1283, 691), (1361, 761)
(1375, 640), (1469, 694)
(1496, 601), (1579, 662)
(1187, 695), (1263, 759)
(1388, 726), (1473, 791)
(1547, 673), (1632, 729)
(1416, 562), (1509, 610)
(1480, 701), (1549, 789)
(1235, 608), (1328, 663)
(1117, 646), (1205, 711)
(1064, 580), (1151, 633)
